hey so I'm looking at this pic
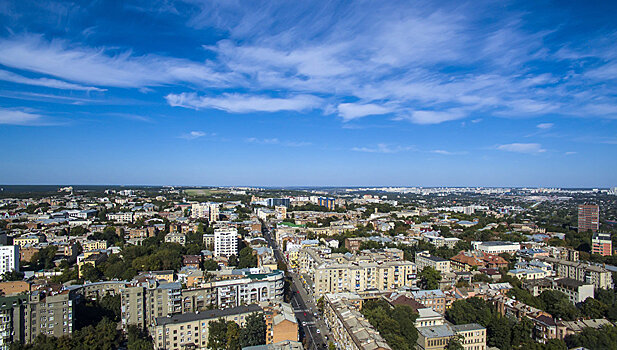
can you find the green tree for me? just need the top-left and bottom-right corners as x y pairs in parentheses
(240, 313), (266, 347)
(419, 266), (441, 290)
(203, 259), (220, 271)
(579, 297), (608, 319)
(447, 335), (464, 350)
(226, 321), (241, 350)
(207, 319), (229, 350)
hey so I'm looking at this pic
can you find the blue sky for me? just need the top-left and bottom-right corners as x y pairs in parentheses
(0, 0), (616, 187)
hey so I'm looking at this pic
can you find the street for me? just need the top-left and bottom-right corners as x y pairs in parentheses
(262, 224), (330, 350)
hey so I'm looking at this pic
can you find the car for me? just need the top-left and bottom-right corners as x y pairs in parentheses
(304, 313), (306, 316)
(316, 329), (321, 334)
(302, 322), (307, 326)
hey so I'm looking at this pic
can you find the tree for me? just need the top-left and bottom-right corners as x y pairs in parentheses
(565, 325), (617, 349)
(237, 247), (257, 269)
(203, 259), (220, 271)
(579, 297), (608, 319)
(226, 321), (241, 350)
(2, 270), (24, 281)
(127, 325), (154, 350)
(419, 266), (441, 290)
(80, 263), (102, 282)
(240, 313), (266, 347)
(228, 255), (238, 267)
(208, 319), (229, 350)
(328, 341), (336, 350)
(447, 335), (464, 350)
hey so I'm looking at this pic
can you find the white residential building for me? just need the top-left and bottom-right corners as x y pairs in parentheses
(214, 228), (238, 257)
(472, 241), (521, 254)
(191, 202), (220, 222)
(107, 212), (134, 223)
(0, 245), (19, 275)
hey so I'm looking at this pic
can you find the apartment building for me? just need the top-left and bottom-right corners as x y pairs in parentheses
(471, 241), (521, 255)
(0, 245), (19, 275)
(578, 204), (599, 233)
(165, 232), (186, 246)
(450, 251), (508, 272)
(107, 212), (134, 223)
(451, 324), (487, 350)
(0, 290), (75, 348)
(263, 302), (299, 344)
(214, 228), (238, 257)
(121, 280), (182, 329)
(191, 202), (219, 222)
(592, 232), (612, 256)
(151, 304), (261, 350)
(416, 251), (451, 273)
(551, 278), (594, 303)
(12, 235), (41, 248)
(324, 293), (392, 350)
(81, 240), (108, 252)
(122, 269), (284, 329)
(535, 256), (613, 289)
(411, 290), (446, 314)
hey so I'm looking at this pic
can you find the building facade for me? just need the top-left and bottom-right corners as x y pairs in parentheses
(214, 228), (238, 257)
(578, 204), (599, 233)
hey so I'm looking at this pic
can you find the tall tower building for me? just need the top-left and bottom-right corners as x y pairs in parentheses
(214, 228), (238, 257)
(578, 204), (599, 232)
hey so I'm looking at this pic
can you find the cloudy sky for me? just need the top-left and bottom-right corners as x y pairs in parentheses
(1, 0), (616, 186)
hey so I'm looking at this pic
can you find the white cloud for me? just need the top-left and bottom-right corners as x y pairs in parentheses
(0, 108), (45, 125)
(246, 137), (279, 144)
(431, 150), (467, 155)
(180, 131), (207, 140)
(565, 151), (577, 155)
(0, 34), (231, 88)
(497, 143), (546, 154)
(166, 93), (321, 113)
(400, 109), (467, 125)
(0, 69), (105, 91)
(352, 143), (415, 153)
(536, 123), (554, 129)
(337, 103), (392, 121)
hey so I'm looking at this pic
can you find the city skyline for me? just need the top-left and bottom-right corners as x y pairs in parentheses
(1, 1), (617, 187)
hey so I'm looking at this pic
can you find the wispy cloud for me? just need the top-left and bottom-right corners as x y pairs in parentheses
(497, 143), (546, 154)
(245, 138), (310, 147)
(431, 150), (467, 155)
(352, 143), (415, 153)
(0, 108), (45, 125)
(537, 123), (554, 129)
(0, 69), (106, 91)
(0, 34), (231, 88)
(166, 93), (321, 113)
(564, 151), (577, 155)
(337, 103), (392, 121)
(180, 131), (208, 140)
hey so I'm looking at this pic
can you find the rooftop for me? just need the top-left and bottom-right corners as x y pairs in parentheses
(155, 304), (262, 326)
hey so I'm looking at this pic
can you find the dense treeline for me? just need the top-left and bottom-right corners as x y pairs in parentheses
(446, 298), (567, 350)
(360, 299), (418, 350)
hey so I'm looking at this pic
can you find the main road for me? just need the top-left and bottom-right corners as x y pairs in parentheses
(262, 223), (330, 350)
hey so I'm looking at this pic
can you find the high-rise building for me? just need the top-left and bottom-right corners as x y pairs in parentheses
(578, 204), (599, 232)
(266, 198), (290, 208)
(318, 197), (336, 210)
(214, 228), (238, 257)
(592, 232), (612, 256)
(191, 203), (219, 222)
(0, 245), (19, 276)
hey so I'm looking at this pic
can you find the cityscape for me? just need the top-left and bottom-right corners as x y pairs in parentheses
(2, 1), (617, 350)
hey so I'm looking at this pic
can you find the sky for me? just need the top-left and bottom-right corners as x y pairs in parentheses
(0, 0), (616, 187)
